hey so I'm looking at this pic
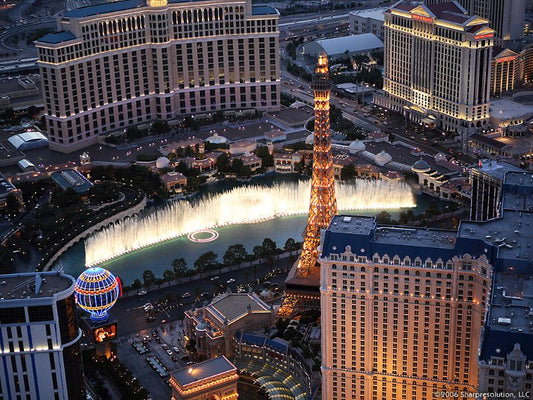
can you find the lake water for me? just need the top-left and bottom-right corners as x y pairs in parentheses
(54, 175), (444, 284)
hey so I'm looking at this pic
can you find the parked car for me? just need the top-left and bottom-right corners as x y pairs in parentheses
(210, 276), (219, 281)
(138, 290), (147, 296)
(227, 278), (236, 284)
(182, 292), (191, 298)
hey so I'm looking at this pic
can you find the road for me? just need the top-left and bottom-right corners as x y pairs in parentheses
(0, 18), (56, 55)
(112, 260), (290, 336)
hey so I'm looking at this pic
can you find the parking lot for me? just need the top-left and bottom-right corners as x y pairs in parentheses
(118, 321), (187, 400)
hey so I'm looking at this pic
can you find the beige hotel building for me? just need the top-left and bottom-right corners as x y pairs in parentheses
(35, 0), (280, 153)
(375, 1), (494, 150)
(320, 215), (493, 400)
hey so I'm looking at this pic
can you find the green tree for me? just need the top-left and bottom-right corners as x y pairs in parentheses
(151, 120), (170, 134)
(51, 188), (81, 208)
(126, 126), (142, 140)
(142, 269), (156, 287)
(284, 238), (298, 254)
(172, 257), (187, 276)
(340, 164), (356, 181)
(223, 244), (248, 266)
(162, 269), (174, 281)
(5, 193), (21, 218)
(216, 153), (230, 173)
(253, 245), (264, 259)
(261, 238), (277, 257)
(255, 146), (274, 169)
(131, 279), (142, 290)
(376, 211), (392, 225)
(194, 251), (218, 272)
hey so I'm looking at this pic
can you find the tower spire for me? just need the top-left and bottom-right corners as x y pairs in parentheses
(278, 54), (337, 316)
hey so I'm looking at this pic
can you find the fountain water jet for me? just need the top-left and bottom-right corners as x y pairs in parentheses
(84, 179), (415, 266)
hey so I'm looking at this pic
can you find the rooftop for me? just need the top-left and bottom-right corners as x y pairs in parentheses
(206, 292), (271, 325)
(490, 99), (533, 121)
(349, 7), (387, 21)
(488, 273), (533, 334)
(480, 328), (533, 362)
(0, 271), (75, 302)
(63, 0), (144, 18)
(171, 356), (236, 387)
(473, 159), (524, 181)
(251, 4), (278, 16)
(50, 168), (93, 194)
(37, 31), (77, 44)
(315, 33), (384, 56)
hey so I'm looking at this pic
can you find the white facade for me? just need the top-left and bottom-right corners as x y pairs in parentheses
(377, 1), (494, 150)
(349, 8), (386, 40)
(426, 0), (526, 44)
(0, 272), (84, 400)
(35, 0), (280, 153)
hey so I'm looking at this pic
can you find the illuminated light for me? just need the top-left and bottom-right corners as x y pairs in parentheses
(495, 56), (517, 63)
(475, 33), (493, 40)
(187, 229), (219, 243)
(75, 267), (120, 322)
(412, 14), (433, 23)
(85, 181), (414, 266)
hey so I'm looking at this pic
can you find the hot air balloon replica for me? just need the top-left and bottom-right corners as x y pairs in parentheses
(75, 267), (121, 356)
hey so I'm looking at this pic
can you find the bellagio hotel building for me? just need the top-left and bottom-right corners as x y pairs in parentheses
(320, 215), (492, 400)
(375, 1), (494, 150)
(35, 0), (280, 153)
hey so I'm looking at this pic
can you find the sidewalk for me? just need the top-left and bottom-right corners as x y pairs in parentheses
(123, 251), (297, 298)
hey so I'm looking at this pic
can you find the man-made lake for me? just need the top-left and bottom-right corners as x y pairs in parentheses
(54, 175), (445, 284)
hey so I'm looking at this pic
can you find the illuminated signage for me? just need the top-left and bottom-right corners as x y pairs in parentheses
(475, 33), (493, 40)
(496, 56), (517, 63)
(93, 322), (117, 343)
(412, 14), (433, 23)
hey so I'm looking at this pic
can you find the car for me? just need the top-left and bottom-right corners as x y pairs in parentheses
(171, 356), (178, 362)
(138, 290), (147, 296)
(227, 278), (236, 284)
(200, 292), (211, 298)
(145, 316), (156, 322)
(162, 344), (169, 350)
(186, 361), (194, 365)
(173, 347), (179, 353)
(155, 338), (161, 343)
(182, 292), (191, 298)
(210, 276), (219, 281)
(166, 350), (173, 356)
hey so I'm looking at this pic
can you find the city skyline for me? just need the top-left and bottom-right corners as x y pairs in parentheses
(0, 0), (532, 399)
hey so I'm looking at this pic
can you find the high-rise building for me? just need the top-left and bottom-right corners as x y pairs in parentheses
(491, 47), (519, 96)
(320, 169), (533, 399)
(425, 0), (526, 45)
(0, 271), (84, 400)
(469, 159), (523, 221)
(320, 216), (492, 399)
(35, 0), (280, 153)
(375, 1), (494, 150)
(279, 54), (337, 317)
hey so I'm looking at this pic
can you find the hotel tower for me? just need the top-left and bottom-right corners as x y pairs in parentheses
(320, 215), (493, 400)
(35, 0), (280, 153)
(375, 1), (494, 150)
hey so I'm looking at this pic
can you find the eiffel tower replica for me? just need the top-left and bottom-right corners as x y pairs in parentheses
(278, 54), (337, 317)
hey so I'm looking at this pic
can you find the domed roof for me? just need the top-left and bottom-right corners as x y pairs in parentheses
(412, 159), (432, 173)
(374, 150), (392, 166)
(305, 133), (314, 145)
(206, 133), (228, 144)
(348, 140), (366, 152)
(435, 153), (447, 162)
(196, 318), (209, 332)
(156, 157), (170, 169)
(75, 267), (120, 321)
